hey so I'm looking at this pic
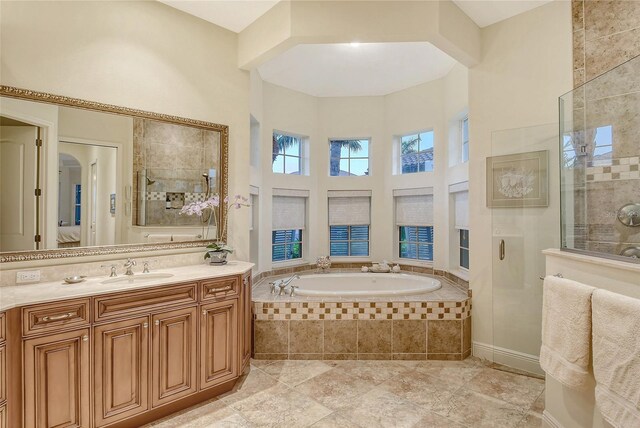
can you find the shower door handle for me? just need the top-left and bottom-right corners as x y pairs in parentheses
(499, 239), (505, 260)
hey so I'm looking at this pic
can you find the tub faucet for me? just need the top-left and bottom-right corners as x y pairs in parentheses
(282, 274), (300, 287)
(277, 282), (287, 296)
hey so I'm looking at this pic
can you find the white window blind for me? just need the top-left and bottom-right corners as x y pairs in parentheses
(272, 196), (306, 230)
(328, 191), (371, 226)
(395, 193), (433, 226)
(454, 191), (469, 229)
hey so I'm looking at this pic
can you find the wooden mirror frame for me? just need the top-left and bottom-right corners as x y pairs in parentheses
(0, 85), (228, 263)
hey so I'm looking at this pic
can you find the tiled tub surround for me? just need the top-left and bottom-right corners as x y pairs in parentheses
(252, 272), (471, 361)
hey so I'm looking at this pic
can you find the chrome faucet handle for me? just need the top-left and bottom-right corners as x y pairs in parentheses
(289, 284), (299, 297)
(140, 259), (157, 274)
(101, 264), (118, 277)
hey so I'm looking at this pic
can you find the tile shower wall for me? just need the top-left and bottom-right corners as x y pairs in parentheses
(571, 1), (640, 257)
(133, 118), (221, 226)
(572, 0), (640, 86)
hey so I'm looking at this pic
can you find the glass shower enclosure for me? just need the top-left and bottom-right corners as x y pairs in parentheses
(559, 55), (640, 263)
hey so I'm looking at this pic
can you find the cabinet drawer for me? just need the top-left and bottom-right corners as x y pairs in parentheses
(201, 276), (239, 301)
(22, 298), (90, 336)
(94, 283), (197, 322)
(0, 313), (4, 343)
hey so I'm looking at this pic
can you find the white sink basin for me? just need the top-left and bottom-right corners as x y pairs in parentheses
(101, 273), (174, 285)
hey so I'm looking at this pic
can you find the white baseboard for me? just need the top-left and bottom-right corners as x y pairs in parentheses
(542, 410), (564, 428)
(473, 341), (543, 376)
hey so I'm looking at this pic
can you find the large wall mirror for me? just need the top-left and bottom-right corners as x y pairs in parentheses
(0, 86), (228, 262)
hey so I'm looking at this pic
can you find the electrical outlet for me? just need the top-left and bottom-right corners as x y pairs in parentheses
(16, 270), (41, 283)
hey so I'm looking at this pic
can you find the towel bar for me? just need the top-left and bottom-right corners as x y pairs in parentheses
(539, 273), (563, 280)
(143, 233), (203, 239)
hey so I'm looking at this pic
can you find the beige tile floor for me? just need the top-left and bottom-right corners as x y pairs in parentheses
(147, 358), (544, 428)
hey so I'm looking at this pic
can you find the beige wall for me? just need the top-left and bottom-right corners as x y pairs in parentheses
(468, 0), (572, 360)
(572, 0), (640, 86)
(251, 64), (468, 274)
(0, 0), (250, 260)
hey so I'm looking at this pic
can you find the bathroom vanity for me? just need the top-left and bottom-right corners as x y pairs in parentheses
(0, 262), (253, 428)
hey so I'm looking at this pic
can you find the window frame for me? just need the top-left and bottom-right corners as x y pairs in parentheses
(329, 225), (370, 257)
(399, 130), (435, 174)
(461, 116), (469, 163)
(74, 184), (82, 226)
(272, 131), (305, 175)
(459, 228), (469, 270)
(397, 225), (434, 261)
(271, 229), (303, 263)
(328, 138), (370, 177)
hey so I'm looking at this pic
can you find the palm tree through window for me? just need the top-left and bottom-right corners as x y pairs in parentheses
(329, 139), (369, 176)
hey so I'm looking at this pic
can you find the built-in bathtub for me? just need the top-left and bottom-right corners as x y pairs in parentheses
(252, 270), (471, 361)
(293, 273), (441, 297)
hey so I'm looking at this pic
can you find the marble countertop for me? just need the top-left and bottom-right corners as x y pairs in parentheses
(253, 271), (469, 303)
(0, 261), (253, 312)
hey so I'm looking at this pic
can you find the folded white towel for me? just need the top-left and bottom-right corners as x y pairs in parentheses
(539, 276), (595, 389)
(147, 234), (172, 243)
(172, 234), (199, 242)
(592, 289), (640, 428)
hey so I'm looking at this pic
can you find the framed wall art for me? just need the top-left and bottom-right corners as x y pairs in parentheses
(486, 150), (549, 208)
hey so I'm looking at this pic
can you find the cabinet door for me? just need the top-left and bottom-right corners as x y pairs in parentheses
(0, 344), (5, 405)
(240, 275), (252, 371)
(0, 402), (5, 428)
(23, 328), (90, 428)
(200, 299), (238, 390)
(152, 307), (197, 407)
(93, 316), (149, 427)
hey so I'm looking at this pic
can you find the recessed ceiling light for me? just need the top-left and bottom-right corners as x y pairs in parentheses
(350, 42), (360, 47)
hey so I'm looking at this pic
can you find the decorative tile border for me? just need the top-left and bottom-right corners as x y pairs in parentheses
(145, 192), (207, 202)
(146, 191), (166, 201)
(253, 299), (471, 321)
(586, 157), (640, 181)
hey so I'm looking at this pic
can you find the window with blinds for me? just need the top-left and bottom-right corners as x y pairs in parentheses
(328, 190), (371, 257)
(272, 189), (308, 262)
(450, 183), (469, 270)
(394, 188), (434, 261)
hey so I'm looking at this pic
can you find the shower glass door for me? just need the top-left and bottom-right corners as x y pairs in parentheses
(490, 123), (560, 375)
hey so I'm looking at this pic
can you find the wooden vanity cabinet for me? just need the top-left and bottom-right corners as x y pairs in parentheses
(5, 271), (251, 428)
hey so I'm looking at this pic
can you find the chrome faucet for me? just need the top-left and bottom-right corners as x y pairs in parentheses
(277, 282), (287, 296)
(282, 274), (300, 287)
(123, 258), (137, 276)
(289, 284), (299, 297)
